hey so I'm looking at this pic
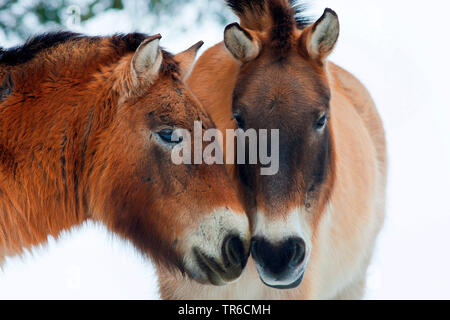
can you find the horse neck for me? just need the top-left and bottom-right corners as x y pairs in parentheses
(0, 59), (121, 260)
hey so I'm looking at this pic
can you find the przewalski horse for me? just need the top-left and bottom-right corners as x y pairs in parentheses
(0, 32), (250, 286)
(158, 0), (386, 299)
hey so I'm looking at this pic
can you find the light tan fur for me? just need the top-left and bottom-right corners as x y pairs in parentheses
(157, 41), (386, 299)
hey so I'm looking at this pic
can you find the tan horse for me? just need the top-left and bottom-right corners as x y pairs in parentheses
(158, 0), (386, 299)
(0, 32), (251, 286)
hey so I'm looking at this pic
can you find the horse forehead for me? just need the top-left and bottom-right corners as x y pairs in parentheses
(238, 56), (325, 98)
(235, 78), (320, 121)
(148, 92), (214, 129)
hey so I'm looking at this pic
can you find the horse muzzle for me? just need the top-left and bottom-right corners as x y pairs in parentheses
(251, 236), (308, 289)
(182, 208), (250, 285)
(192, 234), (248, 285)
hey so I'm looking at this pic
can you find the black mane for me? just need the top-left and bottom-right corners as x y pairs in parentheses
(0, 31), (149, 67)
(226, 0), (312, 30)
(0, 31), (82, 66)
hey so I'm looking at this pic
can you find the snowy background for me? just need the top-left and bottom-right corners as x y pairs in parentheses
(0, 0), (449, 299)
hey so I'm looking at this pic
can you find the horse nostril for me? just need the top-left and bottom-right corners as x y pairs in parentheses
(288, 237), (306, 268)
(223, 235), (247, 268)
(250, 238), (263, 267)
(251, 236), (306, 275)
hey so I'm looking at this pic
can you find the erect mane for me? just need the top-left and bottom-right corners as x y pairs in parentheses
(0, 32), (82, 66)
(227, 0), (311, 29)
(226, 0), (312, 52)
(0, 32), (150, 67)
(0, 31), (179, 76)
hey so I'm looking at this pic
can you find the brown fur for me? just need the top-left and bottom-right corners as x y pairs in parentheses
(158, 0), (386, 299)
(0, 33), (245, 276)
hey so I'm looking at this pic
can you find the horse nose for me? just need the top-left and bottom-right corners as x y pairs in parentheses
(193, 234), (248, 285)
(251, 236), (306, 276)
(222, 234), (248, 268)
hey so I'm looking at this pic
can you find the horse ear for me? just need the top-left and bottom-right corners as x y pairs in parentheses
(300, 8), (339, 63)
(174, 40), (204, 80)
(131, 34), (163, 89)
(224, 23), (260, 63)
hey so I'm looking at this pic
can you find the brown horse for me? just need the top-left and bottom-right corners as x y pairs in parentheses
(0, 32), (251, 286)
(158, 0), (386, 299)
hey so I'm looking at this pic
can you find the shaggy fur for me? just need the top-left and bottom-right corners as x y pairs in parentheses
(0, 32), (245, 277)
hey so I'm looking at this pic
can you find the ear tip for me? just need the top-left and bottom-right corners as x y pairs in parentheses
(225, 22), (241, 31)
(146, 33), (162, 44)
(224, 22), (253, 41)
(184, 40), (204, 54)
(195, 40), (204, 49)
(324, 8), (338, 18)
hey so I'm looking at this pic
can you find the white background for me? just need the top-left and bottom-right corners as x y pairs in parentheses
(0, 0), (449, 299)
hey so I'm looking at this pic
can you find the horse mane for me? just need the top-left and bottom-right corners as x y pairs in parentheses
(226, 0), (311, 53)
(226, 0), (311, 29)
(0, 31), (84, 66)
(0, 31), (179, 76)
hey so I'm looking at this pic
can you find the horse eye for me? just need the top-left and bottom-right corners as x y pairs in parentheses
(156, 129), (182, 144)
(232, 113), (245, 129)
(315, 114), (329, 130)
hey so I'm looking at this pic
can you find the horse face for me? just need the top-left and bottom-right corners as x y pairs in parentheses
(224, 9), (339, 288)
(93, 37), (250, 285)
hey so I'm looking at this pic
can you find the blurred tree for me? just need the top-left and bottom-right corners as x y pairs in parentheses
(0, 0), (230, 40)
